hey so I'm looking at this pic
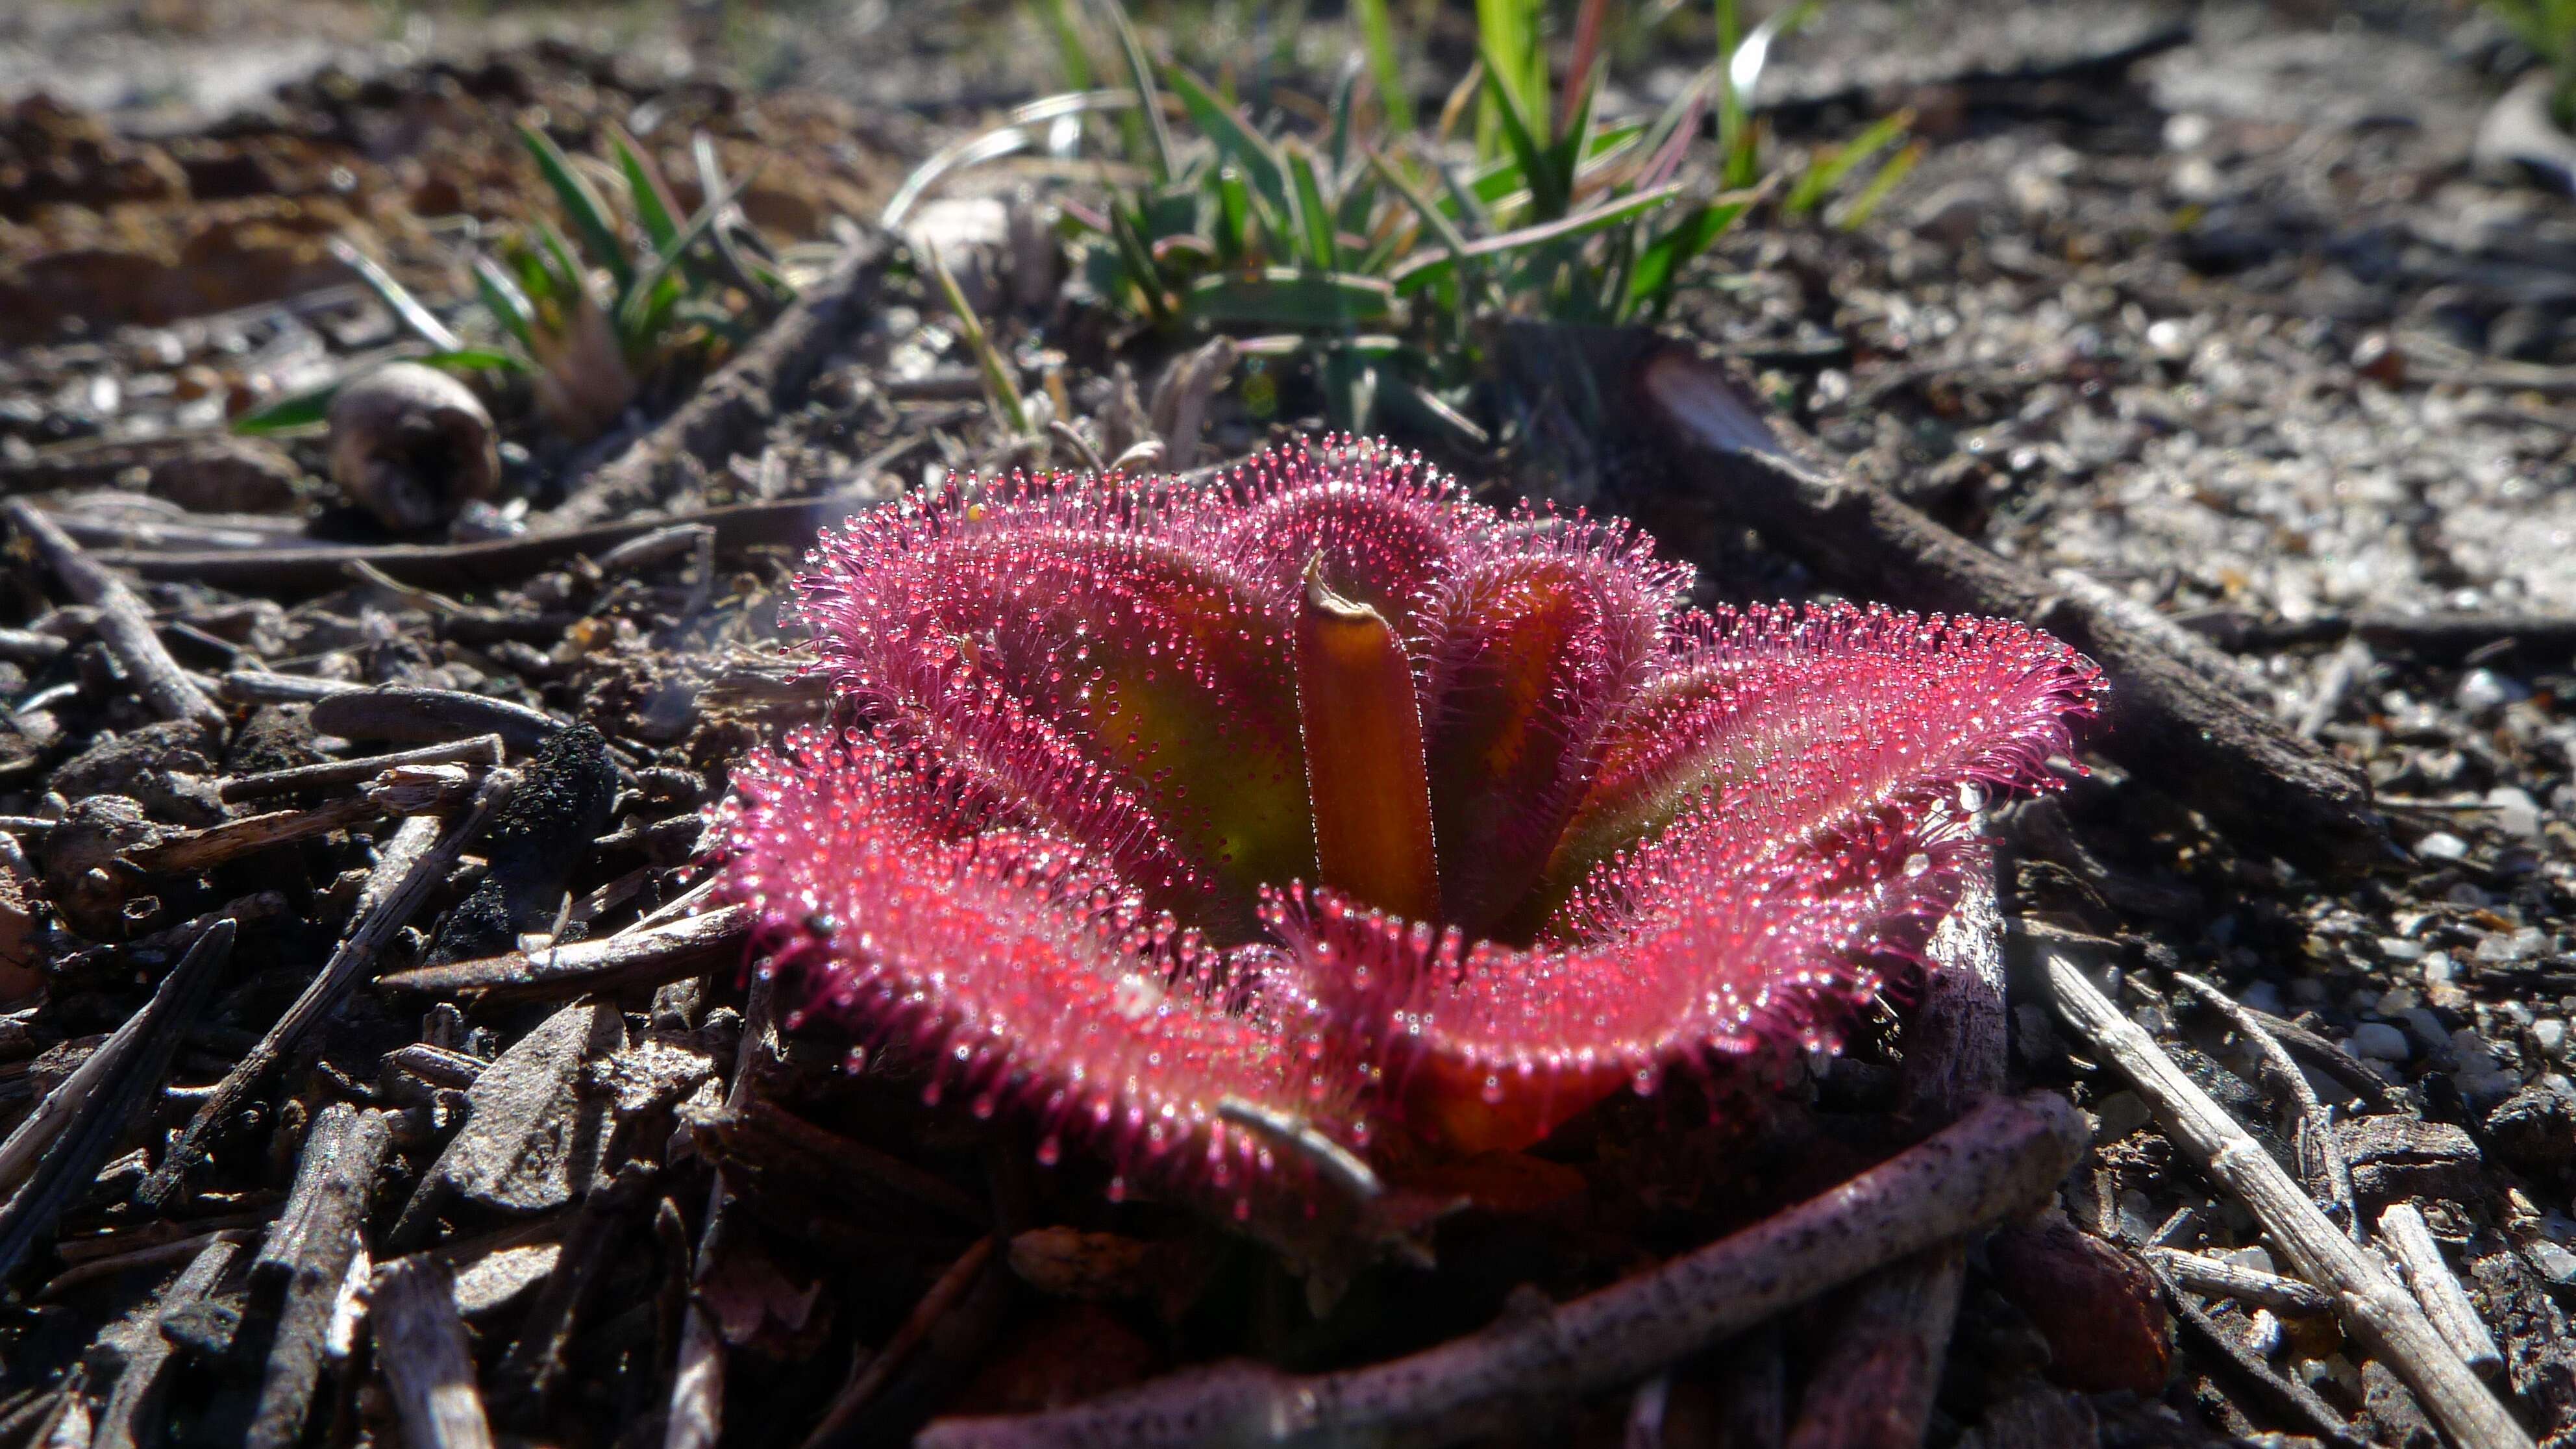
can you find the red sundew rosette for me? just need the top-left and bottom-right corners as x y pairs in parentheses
(713, 438), (2104, 1218)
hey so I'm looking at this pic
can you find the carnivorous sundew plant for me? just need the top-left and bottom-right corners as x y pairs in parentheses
(714, 439), (2103, 1224)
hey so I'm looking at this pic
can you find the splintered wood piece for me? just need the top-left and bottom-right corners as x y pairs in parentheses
(220, 736), (505, 802)
(1785, 865), (2002, 1449)
(918, 1093), (2086, 1449)
(2142, 1248), (2338, 1317)
(376, 904), (752, 1000)
(661, 970), (777, 1449)
(2172, 971), (2362, 1241)
(1629, 345), (2383, 873)
(0, 920), (234, 1279)
(3, 499), (225, 730)
(141, 769), (515, 1209)
(2380, 1204), (2507, 1380)
(491, 1163), (655, 1423)
(2046, 945), (2532, 1449)
(800, 1237), (1001, 1449)
(373, 1254), (495, 1449)
(395, 1001), (625, 1240)
(90, 1235), (247, 1449)
(247, 1103), (393, 1449)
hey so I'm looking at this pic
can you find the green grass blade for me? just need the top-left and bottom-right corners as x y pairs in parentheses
(470, 254), (539, 353)
(1169, 67), (1299, 238)
(928, 246), (1033, 436)
(1352, 0), (1413, 132)
(1474, 0), (1544, 161)
(1365, 145), (1487, 306)
(1108, 198), (1173, 324)
(1036, 0), (1096, 90)
(1215, 165), (1252, 264)
(606, 123), (683, 254)
(1785, 110), (1910, 216)
(1327, 60), (1360, 180)
(1089, 0), (1176, 182)
(326, 238), (462, 352)
(1544, 62), (1602, 215)
(417, 347), (533, 375)
(534, 219), (591, 310)
(518, 120), (632, 291)
(1624, 193), (1752, 314)
(229, 383), (338, 435)
(1183, 268), (1394, 327)
(1389, 180), (1688, 295)
(1285, 142), (1339, 270)
(619, 162), (758, 340)
(1831, 139), (1924, 231)
(1476, 43), (1560, 217)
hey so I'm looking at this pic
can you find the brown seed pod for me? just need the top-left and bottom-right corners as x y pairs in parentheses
(327, 362), (501, 532)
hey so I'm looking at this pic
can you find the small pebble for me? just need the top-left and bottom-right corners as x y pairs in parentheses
(2488, 786), (2542, 840)
(2415, 831), (2469, 862)
(2477, 928), (2548, 965)
(2349, 1022), (2410, 1061)
(2093, 1090), (2153, 1143)
(2526, 1240), (2576, 1288)
(2246, 1308), (2284, 1358)
(2239, 980), (2283, 1015)
(2377, 936), (2425, 962)
(2222, 1245), (2277, 1275)
(2457, 669), (2520, 715)
(2535, 1019), (2569, 1060)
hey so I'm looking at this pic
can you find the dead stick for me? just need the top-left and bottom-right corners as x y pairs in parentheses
(4, 499), (223, 730)
(1628, 345), (2383, 872)
(918, 1092), (2086, 1449)
(247, 1104), (394, 1449)
(800, 1237), (1000, 1449)
(221, 736), (505, 802)
(2142, 1247), (2338, 1317)
(2046, 945), (2531, 1448)
(1784, 860), (2001, 1448)
(89, 1235), (247, 1449)
(373, 1254), (495, 1449)
(376, 903), (752, 1000)
(2379, 1204), (2505, 1380)
(0, 921), (234, 1279)
(97, 493), (880, 592)
(543, 235), (889, 532)
(0, 919), (235, 1194)
(662, 969), (777, 1449)
(139, 771), (515, 1208)
(2172, 971), (2362, 1241)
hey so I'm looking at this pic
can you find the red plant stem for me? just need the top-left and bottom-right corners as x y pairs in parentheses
(1295, 563), (1441, 924)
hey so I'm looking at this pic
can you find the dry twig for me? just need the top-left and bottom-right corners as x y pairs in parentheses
(377, 901), (750, 1000)
(2046, 944), (2532, 1448)
(2379, 1203), (2506, 1380)
(374, 1253), (497, 1449)
(5, 499), (225, 730)
(140, 771), (515, 1208)
(918, 1093), (2085, 1449)
(0, 920), (234, 1278)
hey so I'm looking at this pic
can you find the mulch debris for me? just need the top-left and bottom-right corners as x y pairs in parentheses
(4, 5), (2576, 1447)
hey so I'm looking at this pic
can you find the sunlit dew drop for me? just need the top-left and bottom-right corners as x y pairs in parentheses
(1481, 1074), (1505, 1105)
